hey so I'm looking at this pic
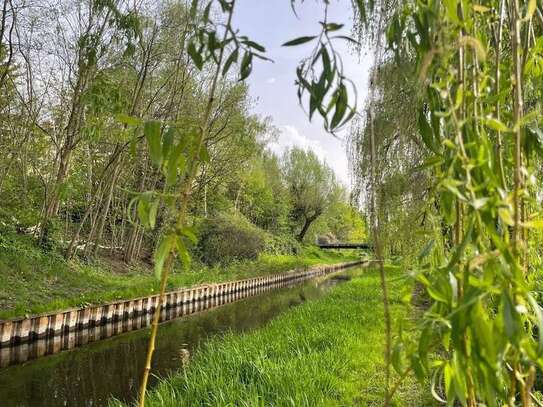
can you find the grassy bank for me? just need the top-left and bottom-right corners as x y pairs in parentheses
(0, 232), (360, 319)
(124, 267), (430, 406)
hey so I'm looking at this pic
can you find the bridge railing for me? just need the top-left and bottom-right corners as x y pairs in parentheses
(317, 243), (372, 250)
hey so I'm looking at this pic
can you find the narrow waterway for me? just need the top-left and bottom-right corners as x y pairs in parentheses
(0, 268), (359, 407)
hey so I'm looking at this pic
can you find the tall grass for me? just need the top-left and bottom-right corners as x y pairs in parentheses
(119, 267), (429, 406)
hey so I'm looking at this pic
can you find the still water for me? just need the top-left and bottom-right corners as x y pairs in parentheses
(0, 269), (357, 407)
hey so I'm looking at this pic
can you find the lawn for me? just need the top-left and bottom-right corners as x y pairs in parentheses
(124, 266), (432, 406)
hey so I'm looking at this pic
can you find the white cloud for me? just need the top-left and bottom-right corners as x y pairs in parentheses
(266, 77), (276, 84)
(268, 125), (350, 187)
(269, 125), (326, 160)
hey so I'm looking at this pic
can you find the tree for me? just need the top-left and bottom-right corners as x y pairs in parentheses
(349, 0), (543, 404)
(282, 147), (338, 242)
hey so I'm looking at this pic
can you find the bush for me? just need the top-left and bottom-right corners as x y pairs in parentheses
(197, 212), (266, 265)
(263, 234), (301, 256)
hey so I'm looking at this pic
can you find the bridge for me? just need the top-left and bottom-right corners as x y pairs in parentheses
(317, 243), (372, 250)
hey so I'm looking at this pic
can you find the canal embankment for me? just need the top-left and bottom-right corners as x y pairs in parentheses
(0, 260), (362, 348)
(0, 263), (364, 407)
(0, 235), (359, 320)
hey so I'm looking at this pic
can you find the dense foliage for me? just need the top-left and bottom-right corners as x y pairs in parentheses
(347, 0), (543, 405)
(197, 212), (267, 265)
(0, 0), (362, 265)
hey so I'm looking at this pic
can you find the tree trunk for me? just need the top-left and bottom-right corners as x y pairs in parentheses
(124, 164), (148, 263)
(39, 59), (90, 246)
(91, 158), (123, 256)
(297, 214), (318, 242)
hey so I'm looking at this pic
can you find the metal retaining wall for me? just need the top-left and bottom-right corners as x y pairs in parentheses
(0, 260), (363, 347)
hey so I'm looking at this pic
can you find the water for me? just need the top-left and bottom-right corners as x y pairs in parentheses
(0, 269), (357, 407)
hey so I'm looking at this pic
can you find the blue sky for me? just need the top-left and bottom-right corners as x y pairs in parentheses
(233, 0), (372, 187)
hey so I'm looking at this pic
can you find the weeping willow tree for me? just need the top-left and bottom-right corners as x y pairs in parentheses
(349, 0), (543, 404)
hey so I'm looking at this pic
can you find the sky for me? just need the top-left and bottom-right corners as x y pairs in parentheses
(233, 0), (372, 187)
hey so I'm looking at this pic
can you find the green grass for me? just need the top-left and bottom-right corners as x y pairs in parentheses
(121, 266), (431, 406)
(0, 232), (360, 319)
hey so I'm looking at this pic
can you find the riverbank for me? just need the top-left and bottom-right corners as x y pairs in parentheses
(127, 266), (429, 406)
(0, 232), (360, 319)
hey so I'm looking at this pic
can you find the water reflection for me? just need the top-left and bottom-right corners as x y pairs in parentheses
(0, 270), (354, 407)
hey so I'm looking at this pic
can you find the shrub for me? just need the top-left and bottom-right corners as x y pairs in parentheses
(197, 212), (266, 265)
(263, 233), (301, 256)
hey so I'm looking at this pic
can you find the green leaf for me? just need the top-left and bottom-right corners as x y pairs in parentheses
(162, 127), (175, 161)
(321, 46), (332, 80)
(502, 292), (520, 343)
(243, 40), (266, 52)
(282, 36), (317, 46)
(154, 234), (175, 280)
(135, 191), (154, 228)
(446, 217), (473, 269)
(144, 120), (162, 167)
(418, 109), (439, 153)
(392, 341), (404, 374)
(208, 32), (220, 58)
(526, 0), (537, 19)
(148, 199), (159, 229)
(331, 35), (361, 46)
(355, 0), (367, 25)
(188, 41), (204, 70)
(116, 113), (141, 126)
(518, 109), (540, 127)
(222, 48), (239, 76)
(137, 199), (149, 228)
(175, 236), (191, 269)
(451, 354), (468, 404)
(528, 294), (543, 354)
(443, 0), (460, 23)
(199, 144), (210, 162)
(418, 325), (432, 368)
(441, 178), (466, 201)
(181, 227), (198, 244)
(498, 208), (514, 226)
(427, 285), (449, 304)
(483, 117), (509, 132)
(444, 362), (453, 399)
(410, 353), (426, 381)
(522, 219), (543, 228)
(166, 149), (185, 187)
(202, 2), (212, 22)
(127, 196), (139, 224)
(330, 84), (348, 129)
(239, 52), (253, 81)
(324, 23), (344, 32)
(189, 0), (198, 18)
